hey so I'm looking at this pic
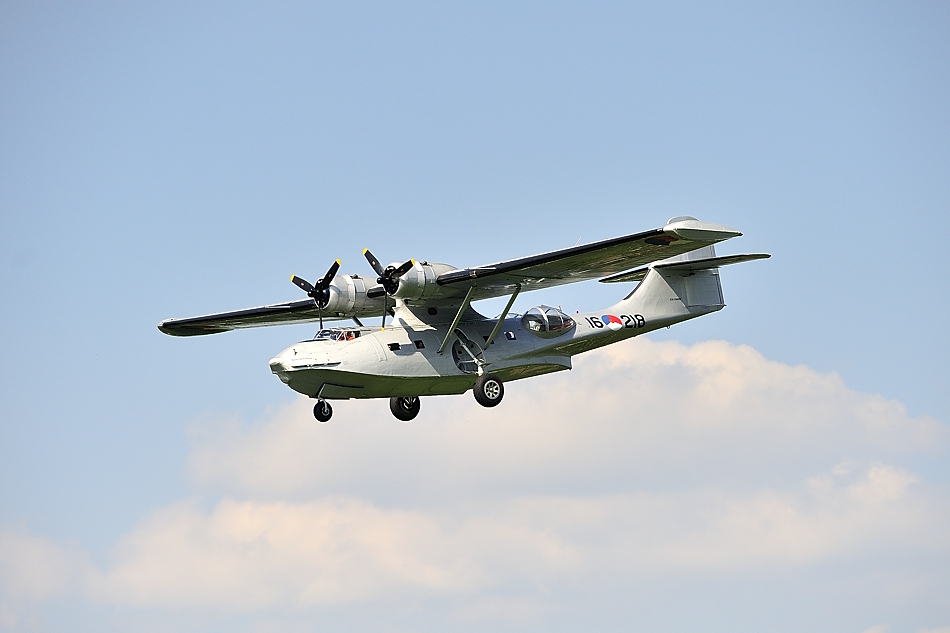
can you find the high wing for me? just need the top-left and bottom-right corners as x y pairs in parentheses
(433, 217), (743, 301)
(158, 217), (744, 336)
(158, 299), (347, 337)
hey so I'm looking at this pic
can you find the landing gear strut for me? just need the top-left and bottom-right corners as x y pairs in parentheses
(390, 396), (420, 421)
(473, 374), (504, 407)
(313, 399), (333, 423)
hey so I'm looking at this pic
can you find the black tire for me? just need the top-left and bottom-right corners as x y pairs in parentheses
(390, 396), (420, 421)
(473, 374), (504, 408)
(313, 400), (333, 423)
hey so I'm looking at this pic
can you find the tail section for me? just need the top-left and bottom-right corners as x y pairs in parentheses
(606, 245), (727, 327)
(660, 244), (726, 308)
(538, 239), (768, 358)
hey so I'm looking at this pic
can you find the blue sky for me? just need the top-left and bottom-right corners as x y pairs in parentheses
(1, 2), (948, 632)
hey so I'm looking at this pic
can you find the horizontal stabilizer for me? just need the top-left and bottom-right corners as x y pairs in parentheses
(599, 253), (770, 284)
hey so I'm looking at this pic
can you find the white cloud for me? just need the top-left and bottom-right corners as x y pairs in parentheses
(85, 497), (489, 609)
(0, 530), (75, 602)
(0, 530), (83, 631)
(3, 340), (949, 630)
(78, 463), (949, 611)
(186, 339), (947, 501)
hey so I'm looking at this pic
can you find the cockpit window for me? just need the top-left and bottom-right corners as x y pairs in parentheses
(522, 308), (546, 333)
(313, 328), (360, 342)
(520, 306), (575, 338)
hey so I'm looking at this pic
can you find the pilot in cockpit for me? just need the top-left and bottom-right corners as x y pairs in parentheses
(314, 328), (360, 342)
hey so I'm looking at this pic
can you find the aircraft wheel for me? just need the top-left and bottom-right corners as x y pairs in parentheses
(473, 374), (504, 408)
(390, 396), (420, 422)
(313, 399), (333, 423)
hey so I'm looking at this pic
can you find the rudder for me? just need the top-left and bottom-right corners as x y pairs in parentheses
(607, 245), (724, 324)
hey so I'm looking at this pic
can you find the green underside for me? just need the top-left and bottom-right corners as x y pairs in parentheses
(283, 363), (569, 399)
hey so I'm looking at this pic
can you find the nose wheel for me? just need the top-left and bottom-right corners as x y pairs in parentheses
(313, 399), (333, 423)
(390, 396), (420, 421)
(473, 374), (504, 407)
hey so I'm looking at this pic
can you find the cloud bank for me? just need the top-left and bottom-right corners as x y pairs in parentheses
(186, 339), (947, 501)
(4, 339), (949, 632)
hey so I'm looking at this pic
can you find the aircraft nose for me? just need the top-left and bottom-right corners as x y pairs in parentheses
(268, 353), (292, 384)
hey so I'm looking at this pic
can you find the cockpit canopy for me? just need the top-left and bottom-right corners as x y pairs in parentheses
(521, 306), (575, 338)
(312, 328), (361, 342)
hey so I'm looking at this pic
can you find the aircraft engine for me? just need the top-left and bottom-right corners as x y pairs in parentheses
(321, 274), (384, 317)
(393, 262), (459, 301)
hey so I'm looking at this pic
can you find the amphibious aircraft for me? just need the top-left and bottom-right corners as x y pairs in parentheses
(159, 216), (768, 422)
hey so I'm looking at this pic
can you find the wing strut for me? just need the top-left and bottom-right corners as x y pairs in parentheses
(483, 285), (521, 349)
(438, 285), (477, 355)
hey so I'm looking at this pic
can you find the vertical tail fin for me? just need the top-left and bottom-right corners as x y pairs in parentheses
(662, 244), (725, 308)
(604, 247), (770, 327)
(607, 244), (725, 323)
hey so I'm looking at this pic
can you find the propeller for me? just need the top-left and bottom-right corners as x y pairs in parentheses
(290, 259), (341, 329)
(363, 249), (414, 329)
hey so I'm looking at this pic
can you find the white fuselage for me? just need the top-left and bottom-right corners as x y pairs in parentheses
(268, 266), (723, 401)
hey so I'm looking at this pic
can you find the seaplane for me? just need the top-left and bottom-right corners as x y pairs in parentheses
(159, 216), (768, 422)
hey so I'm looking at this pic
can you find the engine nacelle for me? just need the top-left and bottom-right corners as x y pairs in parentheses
(321, 274), (384, 317)
(314, 263), (460, 317)
(392, 262), (459, 301)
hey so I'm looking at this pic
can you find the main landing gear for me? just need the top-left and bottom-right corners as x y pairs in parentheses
(313, 399), (332, 423)
(473, 374), (504, 407)
(390, 396), (420, 422)
(314, 376), (505, 423)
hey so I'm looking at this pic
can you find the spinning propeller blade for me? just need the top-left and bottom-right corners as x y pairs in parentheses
(362, 249), (415, 329)
(393, 259), (415, 278)
(290, 275), (315, 294)
(363, 249), (385, 276)
(318, 260), (341, 288)
(363, 250), (414, 295)
(290, 259), (341, 329)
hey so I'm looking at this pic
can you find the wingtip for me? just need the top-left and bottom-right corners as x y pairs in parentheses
(157, 320), (192, 337)
(665, 219), (743, 242)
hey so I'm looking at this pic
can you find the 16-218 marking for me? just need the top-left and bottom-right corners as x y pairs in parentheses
(584, 314), (645, 329)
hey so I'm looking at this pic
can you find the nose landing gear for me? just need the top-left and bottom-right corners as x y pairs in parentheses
(313, 399), (333, 423)
(390, 396), (421, 421)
